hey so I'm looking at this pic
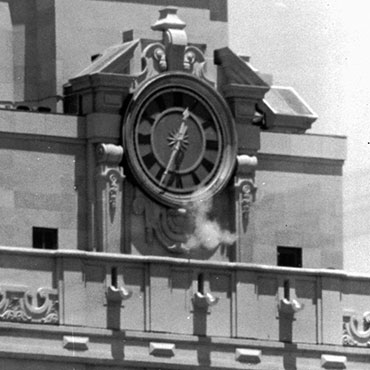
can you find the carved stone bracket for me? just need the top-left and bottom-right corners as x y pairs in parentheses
(237, 154), (258, 174)
(106, 285), (132, 303)
(132, 190), (194, 254)
(343, 310), (370, 346)
(0, 285), (58, 324)
(192, 292), (219, 311)
(95, 143), (125, 252)
(278, 298), (304, 315)
(96, 143), (125, 222)
(96, 143), (124, 165)
(235, 155), (257, 233)
(278, 279), (304, 318)
(192, 273), (219, 313)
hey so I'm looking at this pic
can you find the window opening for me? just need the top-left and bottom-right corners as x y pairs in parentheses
(277, 246), (302, 268)
(33, 227), (58, 250)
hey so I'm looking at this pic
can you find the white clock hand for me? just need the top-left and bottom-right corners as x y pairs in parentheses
(159, 108), (190, 186)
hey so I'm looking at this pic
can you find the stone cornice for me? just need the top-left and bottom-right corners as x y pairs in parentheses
(221, 83), (269, 100)
(260, 131), (347, 161)
(0, 245), (365, 280)
(0, 109), (85, 139)
(0, 321), (368, 368)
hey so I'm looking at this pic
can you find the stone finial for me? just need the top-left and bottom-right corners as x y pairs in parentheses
(151, 7), (186, 31)
(151, 7), (187, 71)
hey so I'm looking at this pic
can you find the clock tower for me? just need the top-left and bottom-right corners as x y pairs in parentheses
(64, 7), (268, 260)
(0, 3), (357, 370)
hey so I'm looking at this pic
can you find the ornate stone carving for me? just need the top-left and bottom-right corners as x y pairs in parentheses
(96, 143), (124, 223)
(108, 172), (120, 212)
(235, 178), (257, 233)
(142, 43), (167, 77)
(183, 45), (212, 85)
(132, 191), (192, 254)
(0, 286), (58, 324)
(141, 7), (211, 81)
(343, 310), (370, 346)
(235, 155), (257, 234)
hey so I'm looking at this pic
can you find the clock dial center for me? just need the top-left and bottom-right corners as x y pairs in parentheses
(150, 107), (206, 176)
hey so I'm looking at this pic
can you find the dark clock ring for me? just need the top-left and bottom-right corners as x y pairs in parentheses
(123, 72), (237, 207)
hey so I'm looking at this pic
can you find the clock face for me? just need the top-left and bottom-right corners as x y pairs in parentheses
(123, 73), (237, 207)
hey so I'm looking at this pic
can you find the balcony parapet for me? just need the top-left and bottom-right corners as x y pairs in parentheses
(0, 246), (369, 347)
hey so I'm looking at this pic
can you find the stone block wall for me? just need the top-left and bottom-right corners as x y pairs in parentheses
(0, 110), (86, 250)
(244, 132), (346, 269)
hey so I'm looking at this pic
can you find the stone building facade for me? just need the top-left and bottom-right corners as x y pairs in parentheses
(0, 1), (367, 370)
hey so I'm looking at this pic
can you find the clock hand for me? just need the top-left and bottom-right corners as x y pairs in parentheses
(159, 108), (189, 186)
(160, 124), (188, 185)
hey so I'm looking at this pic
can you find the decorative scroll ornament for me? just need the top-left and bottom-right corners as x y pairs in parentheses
(235, 155), (257, 233)
(108, 172), (120, 212)
(0, 286), (58, 324)
(235, 178), (257, 233)
(183, 45), (213, 86)
(142, 43), (167, 77)
(96, 143), (124, 222)
(343, 310), (370, 346)
(141, 7), (211, 82)
(132, 190), (194, 254)
(96, 143), (124, 165)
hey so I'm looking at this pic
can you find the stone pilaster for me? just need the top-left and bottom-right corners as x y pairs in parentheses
(95, 143), (124, 253)
(234, 155), (257, 261)
(214, 47), (269, 155)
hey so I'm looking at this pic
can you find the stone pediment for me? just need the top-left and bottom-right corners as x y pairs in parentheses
(63, 7), (212, 115)
(74, 39), (141, 77)
(69, 7), (212, 84)
(214, 47), (317, 133)
(64, 6), (315, 134)
(214, 47), (269, 88)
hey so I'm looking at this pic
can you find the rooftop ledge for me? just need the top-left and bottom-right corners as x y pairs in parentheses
(0, 109), (86, 139)
(0, 245), (366, 280)
(0, 110), (348, 163)
(260, 131), (347, 161)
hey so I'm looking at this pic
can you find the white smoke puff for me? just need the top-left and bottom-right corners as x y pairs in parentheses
(184, 198), (236, 252)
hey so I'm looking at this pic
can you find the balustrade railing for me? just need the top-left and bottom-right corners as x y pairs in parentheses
(0, 246), (368, 347)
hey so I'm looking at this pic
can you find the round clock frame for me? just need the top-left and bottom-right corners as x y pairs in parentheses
(123, 72), (237, 207)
